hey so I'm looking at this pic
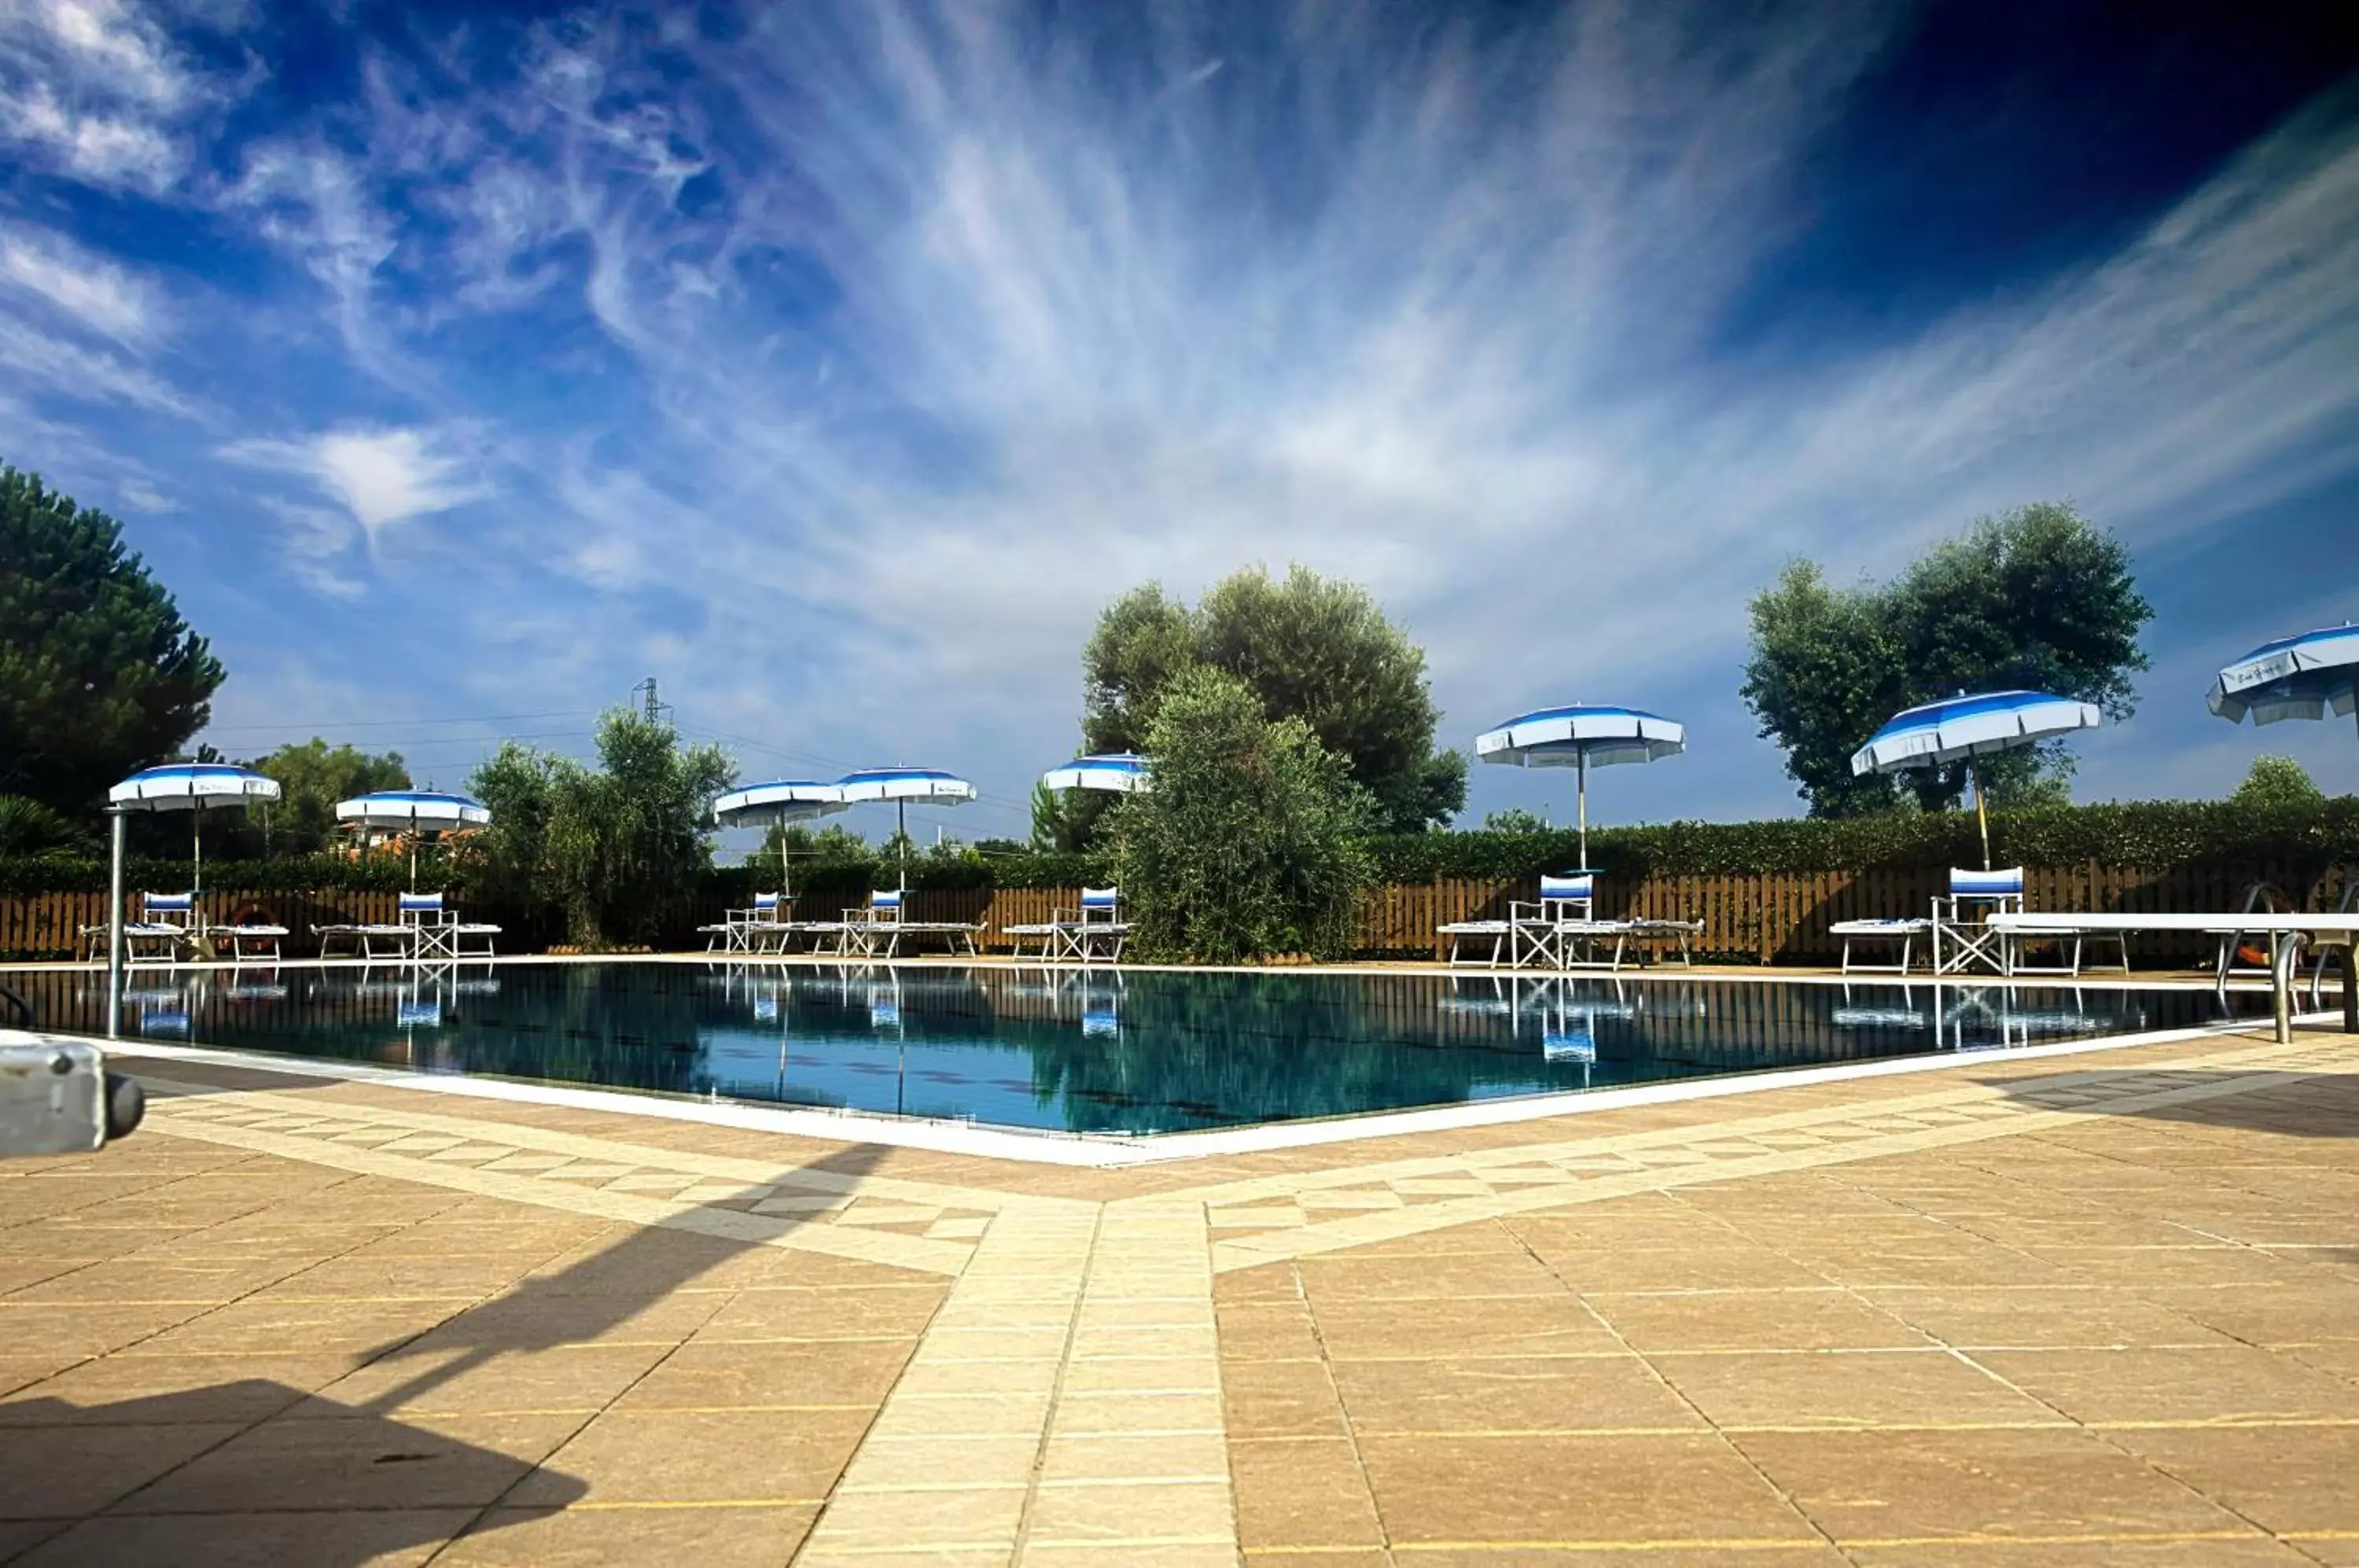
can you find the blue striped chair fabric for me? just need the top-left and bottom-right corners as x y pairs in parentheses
(1080, 887), (1120, 911)
(1949, 867), (2026, 900)
(1538, 874), (1595, 904)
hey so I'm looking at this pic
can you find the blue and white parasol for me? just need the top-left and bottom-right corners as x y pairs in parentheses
(1475, 705), (1686, 870)
(1041, 753), (1152, 793)
(337, 790), (493, 887)
(837, 767), (977, 889)
(1851, 690), (2101, 867)
(109, 764), (283, 894)
(101, 764), (283, 1005)
(712, 780), (848, 896)
(2208, 624), (2359, 738)
(337, 790), (491, 832)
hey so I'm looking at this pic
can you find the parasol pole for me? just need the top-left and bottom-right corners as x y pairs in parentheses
(1577, 747), (1589, 871)
(898, 799), (908, 892)
(1971, 762), (1991, 870)
(106, 806), (125, 1040)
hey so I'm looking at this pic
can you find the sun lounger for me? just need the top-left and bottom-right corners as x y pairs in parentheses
(837, 889), (982, 959)
(312, 919), (410, 959)
(79, 892), (201, 963)
(1831, 917), (1932, 974)
(701, 892), (793, 953)
(1929, 867), (2126, 977)
(1007, 888), (1131, 963)
(1437, 918), (1514, 968)
(208, 903), (289, 961)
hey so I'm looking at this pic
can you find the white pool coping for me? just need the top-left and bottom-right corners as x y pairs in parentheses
(27, 1003), (2328, 1169)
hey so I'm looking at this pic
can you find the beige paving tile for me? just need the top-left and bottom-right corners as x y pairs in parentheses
(117, 1409), (584, 1514)
(1973, 1345), (2359, 1425)
(1330, 1352), (1704, 1434)
(1227, 1434), (1384, 1551)
(13, 1508), (474, 1567)
(612, 1335), (915, 1410)
(1040, 1430), (1228, 1484)
(506, 1406), (871, 1505)
(1859, 1286), (2232, 1349)
(1588, 1288), (1931, 1353)
(1358, 1430), (1819, 1548)
(0, 1355), (351, 1425)
(2113, 1422), (2359, 1543)
(0, 1419), (245, 1519)
(1735, 1426), (2265, 1545)
(435, 1504), (817, 1567)
(304, 1342), (675, 1415)
(1649, 1348), (2067, 1431)
(1024, 1476), (1234, 1544)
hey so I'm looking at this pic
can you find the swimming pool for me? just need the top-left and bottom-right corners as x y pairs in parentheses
(13, 962), (2265, 1136)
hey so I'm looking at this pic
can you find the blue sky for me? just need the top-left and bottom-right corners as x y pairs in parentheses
(5, 1), (2357, 850)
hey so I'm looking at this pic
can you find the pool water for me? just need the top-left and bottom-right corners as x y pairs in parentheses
(19, 963), (2261, 1136)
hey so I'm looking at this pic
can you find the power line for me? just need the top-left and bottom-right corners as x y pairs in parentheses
(204, 709), (595, 734)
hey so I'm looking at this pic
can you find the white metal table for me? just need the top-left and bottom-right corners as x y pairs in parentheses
(1990, 912), (2359, 1043)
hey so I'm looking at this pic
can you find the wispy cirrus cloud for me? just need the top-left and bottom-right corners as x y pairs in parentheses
(0, 0), (247, 190)
(0, 220), (167, 344)
(6, 3), (2357, 819)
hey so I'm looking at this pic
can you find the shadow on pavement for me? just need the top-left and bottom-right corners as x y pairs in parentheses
(0, 1066), (895, 1566)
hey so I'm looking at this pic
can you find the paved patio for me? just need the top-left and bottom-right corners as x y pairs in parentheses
(3, 1024), (2357, 1564)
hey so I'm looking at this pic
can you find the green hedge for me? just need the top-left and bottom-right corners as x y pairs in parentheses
(1366, 797), (2359, 881)
(7, 799), (2350, 899)
(0, 852), (417, 897)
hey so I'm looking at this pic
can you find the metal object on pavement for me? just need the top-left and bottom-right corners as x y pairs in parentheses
(0, 1039), (144, 1157)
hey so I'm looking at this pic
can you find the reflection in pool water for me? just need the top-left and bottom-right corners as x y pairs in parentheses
(12, 962), (2262, 1136)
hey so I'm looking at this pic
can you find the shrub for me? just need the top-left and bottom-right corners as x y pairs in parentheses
(1111, 667), (1375, 961)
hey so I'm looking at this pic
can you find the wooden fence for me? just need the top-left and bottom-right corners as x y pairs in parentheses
(4, 863), (2346, 965)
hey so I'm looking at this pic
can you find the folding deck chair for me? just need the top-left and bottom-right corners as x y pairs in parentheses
(1932, 868), (2025, 976)
(701, 892), (793, 953)
(398, 892), (501, 959)
(1007, 888), (1130, 963)
(1509, 874), (1638, 971)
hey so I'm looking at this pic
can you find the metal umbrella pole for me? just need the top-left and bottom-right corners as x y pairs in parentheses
(106, 807), (126, 1040)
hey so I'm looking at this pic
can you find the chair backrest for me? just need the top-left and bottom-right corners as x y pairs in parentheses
(399, 892), (451, 926)
(752, 893), (782, 915)
(142, 892), (197, 926)
(1949, 867), (2024, 904)
(1538, 874), (1595, 915)
(1080, 886), (1119, 924)
(870, 889), (904, 921)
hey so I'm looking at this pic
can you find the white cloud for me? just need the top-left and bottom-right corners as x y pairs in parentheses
(15, 4), (2357, 818)
(0, 0), (242, 190)
(0, 221), (165, 344)
(0, 313), (190, 411)
(225, 425), (490, 546)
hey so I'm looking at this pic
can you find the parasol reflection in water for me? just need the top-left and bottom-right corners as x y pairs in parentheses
(15, 963), (2264, 1136)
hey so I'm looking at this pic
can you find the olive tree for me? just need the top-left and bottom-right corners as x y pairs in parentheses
(1080, 565), (1465, 836)
(1109, 666), (1375, 963)
(1741, 502), (2151, 816)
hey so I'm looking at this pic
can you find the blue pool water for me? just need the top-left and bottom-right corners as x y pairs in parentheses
(17, 963), (2261, 1136)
